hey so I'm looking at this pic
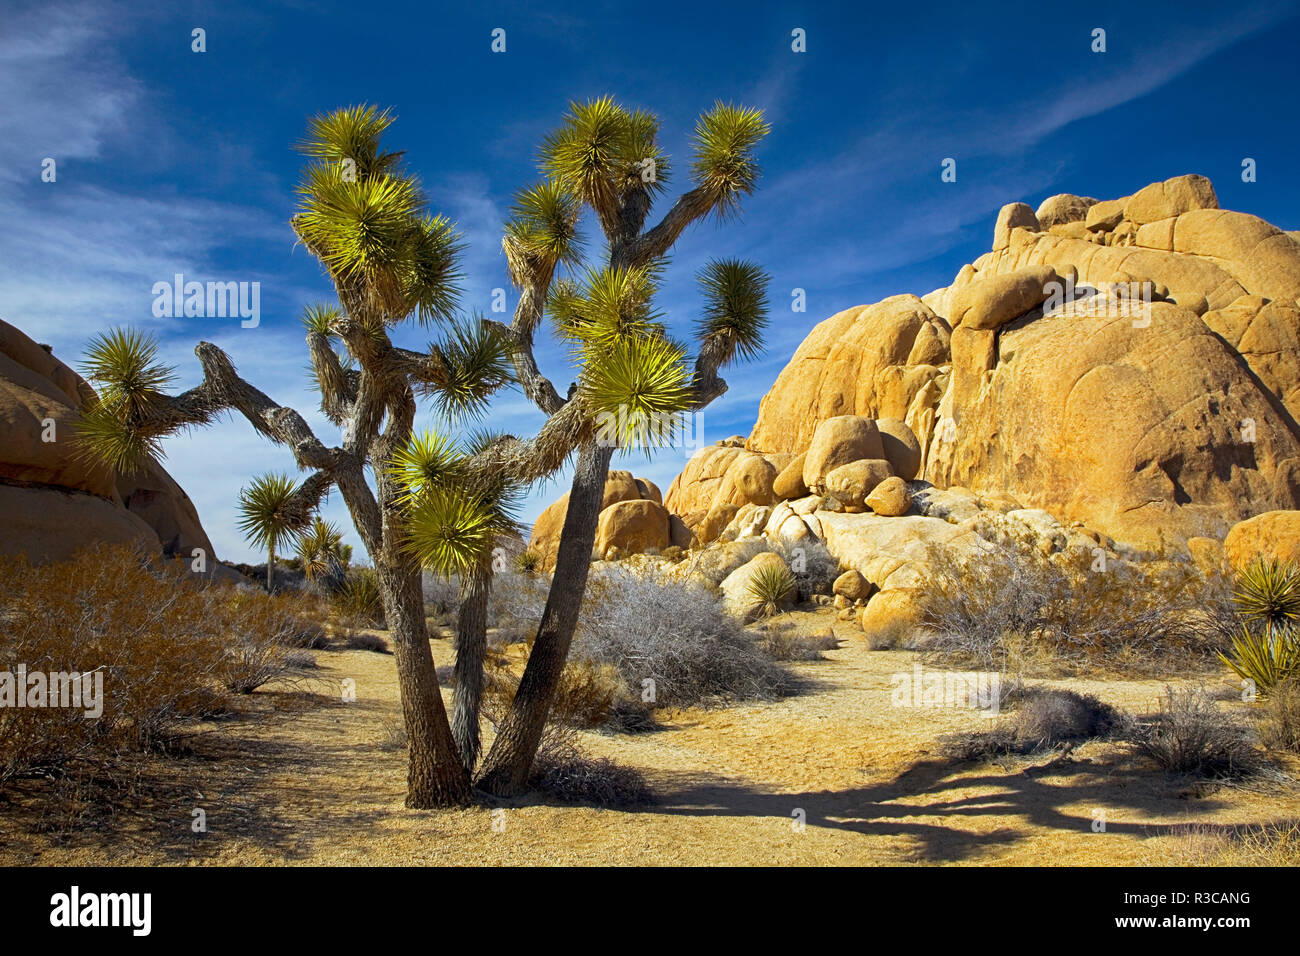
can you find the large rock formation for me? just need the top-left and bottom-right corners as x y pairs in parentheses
(719, 174), (1300, 554)
(0, 319), (217, 565)
(528, 174), (1300, 637)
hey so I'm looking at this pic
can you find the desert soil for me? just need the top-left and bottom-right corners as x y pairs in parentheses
(4, 608), (1298, 866)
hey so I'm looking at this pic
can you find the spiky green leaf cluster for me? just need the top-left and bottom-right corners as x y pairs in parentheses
(74, 328), (177, 474)
(296, 104), (403, 179)
(551, 266), (665, 352)
(296, 516), (348, 581)
(1234, 558), (1300, 630)
(402, 484), (501, 578)
(301, 302), (344, 338)
(584, 334), (692, 452)
(388, 430), (522, 578)
(695, 258), (771, 365)
(745, 562), (797, 618)
(81, 328), (175, 417)
(419, 317), (513, 422)
(74, 401), (166, 476)
(1219, 623), (1300, 697)
(539, 97), (670, 219)
(691, 102), (770, 217)
(386, 431), (465, 506)
(504, 179), (584, 281)
(293, 105), (463, 325)
(236, 473), (312, 555)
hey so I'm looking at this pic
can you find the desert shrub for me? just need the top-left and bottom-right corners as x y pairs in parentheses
(1014, 689), (1126, 747)
(1130, 687), (1258, 777)
(421, 571), (461, 617)
(940, 686), (1124, 760)
(745, 562), (797, 618)
(531, 737), (652, 807)
(572, 566), (798, 708)
(0, 546), (240, 783)
(757, 621), (839, 661)
(218, 634), (291, 694)
(1257, 679), (1300, 754)
(921, 529), (1235, 676)
(515, 549), (541, 573)
(344, 632), (391, 654)
(770, 537), (840, 599)
(481, 566), (797, 736)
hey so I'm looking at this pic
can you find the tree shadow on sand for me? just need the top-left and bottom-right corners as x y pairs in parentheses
(640, 749), (1240, 863)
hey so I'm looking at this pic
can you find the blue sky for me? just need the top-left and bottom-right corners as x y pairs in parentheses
(4, 0), (1300, 563)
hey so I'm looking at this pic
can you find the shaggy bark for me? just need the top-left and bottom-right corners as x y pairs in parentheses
(451, 564), (492, 772)
(378, 553), (472, 807)
(475, 439), (615, 794)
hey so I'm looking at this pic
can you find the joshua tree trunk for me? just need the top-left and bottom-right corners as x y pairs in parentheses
(451, 562), (491, 772)
(267, 544), (275, 591)
(476, 439), (614, 794)
(375, 553), (472, 807)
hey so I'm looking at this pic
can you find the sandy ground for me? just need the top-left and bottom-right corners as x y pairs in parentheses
(4, 609), (1298, 866)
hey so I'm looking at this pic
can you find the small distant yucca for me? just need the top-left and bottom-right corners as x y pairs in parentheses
(745, 562), (797, 618)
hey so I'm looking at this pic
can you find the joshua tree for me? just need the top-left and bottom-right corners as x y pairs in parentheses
(236, 472), (311, 590)
(296, 515), (349, 589)
(466, 96), (773, 794)
(76, 97), (770, 806)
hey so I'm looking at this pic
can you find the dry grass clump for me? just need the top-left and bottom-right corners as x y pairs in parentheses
(343, 631), (391, 654)
(531, 736), (652, 807)
(940, 687), (1126, 761)
(920, 530), (1235, 676)
(1130, 687), (1258, 777)
(1014, 688), (1127, 746)
(756, 620), (839, 660)
(0, 545), (322, 786)
(1257, 679), (1300, 754)
(1160, 819), (1300, 866)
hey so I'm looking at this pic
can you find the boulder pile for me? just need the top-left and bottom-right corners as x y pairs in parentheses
(529, 174), (1300, 635)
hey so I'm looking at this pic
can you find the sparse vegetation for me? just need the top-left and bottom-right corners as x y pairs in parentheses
(531, 738), (652, 807)
(1130, 687), (1258, 777)
(1257, 679), (1300, 754)
(0, 546), (315, 785)
(756, 620), (839, 661)
(334, 567), (385, 629)
(1162, 819), (1300, 866)
(921, 530), (1235, 676)
(941, 687), (1126, 760)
